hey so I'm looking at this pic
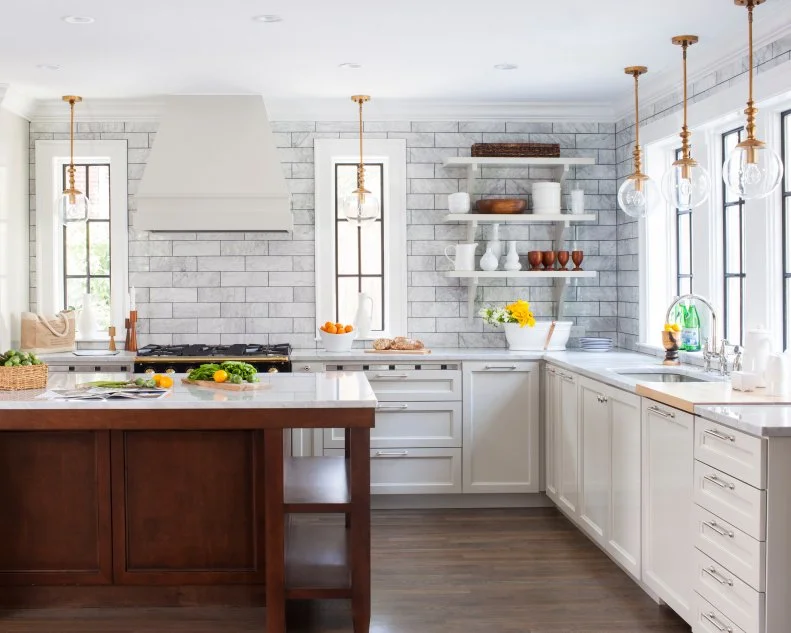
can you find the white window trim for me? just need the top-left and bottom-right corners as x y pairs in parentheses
(34, 140), (129, 340)
(639, 60), (791, 351)
(314, 139), (407, 339)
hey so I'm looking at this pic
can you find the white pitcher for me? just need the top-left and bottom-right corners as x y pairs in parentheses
(353, 292), (374, 338)
(77, 293), (99, 339)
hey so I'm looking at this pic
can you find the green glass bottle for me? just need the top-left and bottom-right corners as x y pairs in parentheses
(672, 304), (688, 351)
(682, 303), (701, 352)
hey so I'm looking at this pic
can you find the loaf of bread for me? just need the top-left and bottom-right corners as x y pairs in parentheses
(391, 337), (425, 350)
(372, 338), (393, 350)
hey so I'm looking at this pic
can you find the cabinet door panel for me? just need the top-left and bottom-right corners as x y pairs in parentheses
(557, 371), (580, 516)
(544, 367), (559, 502)
(462, 362), (539, 493)
(579, 378), (609, 546)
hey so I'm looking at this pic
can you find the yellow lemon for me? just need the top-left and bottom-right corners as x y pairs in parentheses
(213, 370), (229, 383)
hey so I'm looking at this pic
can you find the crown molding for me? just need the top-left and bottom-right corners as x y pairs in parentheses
(0, 85), (37, 120)
(613, 9), (791, 124)
(29, 96), (616, 123)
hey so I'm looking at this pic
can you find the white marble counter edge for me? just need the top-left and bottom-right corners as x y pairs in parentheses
(694, 404), (791, 438)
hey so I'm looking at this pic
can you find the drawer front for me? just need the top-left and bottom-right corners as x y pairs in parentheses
(364, 370), (461, 402)
(695, 419), (766, 489)
(694, 461), (766, 540)
(293, 362), (324, 373)
(695, 593), (749, 633)
(323, 402), (462, 449)
(324, 447), (462, 494)
(695, 550), (764, 633)
(694, 505), (766, 592)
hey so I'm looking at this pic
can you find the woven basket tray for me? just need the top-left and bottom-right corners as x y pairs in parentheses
(471, 143), (560, 158)
(0, 364), (48, 390)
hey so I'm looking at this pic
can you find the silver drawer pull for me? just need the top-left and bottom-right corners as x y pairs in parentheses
(484, 365), (517, 370)
(374, 450), (409, 457)
(704, 428), (736, 442)
(704, 474), (736, 490)
(704, 521), (735, 539)
(375, 373), (409, 378)
(648, 405), (675, 419)
(702, 612), (732, 633)
(703, 565), (734, 586)
(377, 404), (409, 410)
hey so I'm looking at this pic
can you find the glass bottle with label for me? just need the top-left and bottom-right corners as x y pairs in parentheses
(682, 303), (702, 352)
(671, 304), (688, 351)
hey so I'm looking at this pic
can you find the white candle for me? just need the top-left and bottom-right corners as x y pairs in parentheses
(130, 286), (136, 311)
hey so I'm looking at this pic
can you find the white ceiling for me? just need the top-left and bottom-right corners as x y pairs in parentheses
(1, 0), (790, 114)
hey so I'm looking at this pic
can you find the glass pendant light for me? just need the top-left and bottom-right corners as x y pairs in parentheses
(723, 0), (783, 200)
(618, 66), (660, 218)
(341, 95), (380, 226)
(58, 95), (90, 223)
(661, 36), (712, 211)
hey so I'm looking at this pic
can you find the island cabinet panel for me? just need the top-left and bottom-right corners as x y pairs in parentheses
(111, 430), (266, 585)
(0, 431), (112, 585)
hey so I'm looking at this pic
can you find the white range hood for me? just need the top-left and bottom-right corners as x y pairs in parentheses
(135, 95), (292, 231)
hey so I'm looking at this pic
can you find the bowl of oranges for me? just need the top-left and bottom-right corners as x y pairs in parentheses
(319, 321), (356, 352)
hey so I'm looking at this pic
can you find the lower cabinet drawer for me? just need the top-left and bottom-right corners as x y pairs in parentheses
(323, 448), (462, 495)
(324, 402), (462, 449)
(694, 505), (765, 592)
(695, 593), (749, 633)
(695, 549), (764, 633)
(694, 461), (766, 540)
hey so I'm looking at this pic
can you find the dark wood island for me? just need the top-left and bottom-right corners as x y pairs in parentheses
(0, 371), (377, 633)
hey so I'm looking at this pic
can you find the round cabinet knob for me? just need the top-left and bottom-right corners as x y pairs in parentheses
(268, 367), (279, 373)
(302, 365), (311, 372)
(144, 368), (155, 375)
(165, 368), (176, 375)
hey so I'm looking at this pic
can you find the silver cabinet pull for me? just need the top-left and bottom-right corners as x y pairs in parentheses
(704, 520), (735, 539)
(377, 404), (409, 410)
(702, 612), (732, 632)
(704, 428), (736, 442)
(484, 365), (517, 370)
(704, 474), (736, 490)
(648, 405), (675, 419)
(375, 373), (409, 378)
(703, 565), (734, 587)
(301, 365), (312, 372)
(596, 394), (609, 403)
(374, 450), (409, 457)
(560, 372), (575, 382)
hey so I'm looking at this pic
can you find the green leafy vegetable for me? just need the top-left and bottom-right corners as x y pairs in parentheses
(186, 363), (223, 381)
(187, 362), (259, 383)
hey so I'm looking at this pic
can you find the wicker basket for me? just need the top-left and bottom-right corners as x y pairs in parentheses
(0, 364), (48, 390)
(471, 143), (560, 158)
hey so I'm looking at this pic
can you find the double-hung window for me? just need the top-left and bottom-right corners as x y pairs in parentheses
(315, 140), (407, 338)
(722, 127), (747, 346)
(35, 140), (128, 338)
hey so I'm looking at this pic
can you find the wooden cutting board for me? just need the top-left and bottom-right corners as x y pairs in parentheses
(181, 378), (271, 391)
(363, 349), (431, 355)
(636, 382), (791, 413)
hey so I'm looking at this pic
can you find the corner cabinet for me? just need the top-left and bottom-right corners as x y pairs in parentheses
(642, 399), (694, 625)
(462, 361), (539, 493)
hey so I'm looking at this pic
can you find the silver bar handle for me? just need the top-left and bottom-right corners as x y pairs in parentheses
(375, 373), (409, 378)
(704, 428), (736, 442)
(648, 405), (675, 419)
(703, 566), (734, 587)
(704, 474), (736, 490)
(596, 394), (608, 403)
(702, 612), (731, 633)
(484, 365), (517, 371)
(377, 404), (409, 410)
(704, 521), (735, 539)
(374, 450), (409, 457)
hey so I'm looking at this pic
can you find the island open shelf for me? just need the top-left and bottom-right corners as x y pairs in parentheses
(284, 456), (351, 512)
(285, 522), (351, 600)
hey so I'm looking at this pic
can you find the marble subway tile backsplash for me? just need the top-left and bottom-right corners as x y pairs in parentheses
(29, 120), (619, 348)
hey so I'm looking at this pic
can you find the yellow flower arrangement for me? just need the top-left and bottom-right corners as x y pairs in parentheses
(505, 300), (536, 328)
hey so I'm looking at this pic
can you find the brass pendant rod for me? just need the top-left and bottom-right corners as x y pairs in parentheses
(624, 66), (647, 179)
(746, 1), (756, 141)
(633, 73), (640, 150)
(358, 97), (364, 191)
(681, 41), (690, 161)
(68, 97), (76, 193)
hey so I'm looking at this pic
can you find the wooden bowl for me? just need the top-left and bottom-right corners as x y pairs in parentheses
(476, 199), (527, 214)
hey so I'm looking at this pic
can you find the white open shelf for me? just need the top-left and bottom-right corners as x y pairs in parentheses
(445, 213), (596, 224)
(446, 270), (596, 279)
(443, 157), (596, 168)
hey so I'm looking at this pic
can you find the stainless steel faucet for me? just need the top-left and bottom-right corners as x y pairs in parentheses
(665, 294), (726, 374)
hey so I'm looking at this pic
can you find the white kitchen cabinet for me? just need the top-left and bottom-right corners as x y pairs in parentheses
(579, 378), (610, 547)
(642, 398), (694, 625)
(544, 365), (559, 504)
(462, 361), (539, 493)
(556, 368), (580, 517)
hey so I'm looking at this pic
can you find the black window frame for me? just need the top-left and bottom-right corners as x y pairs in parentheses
(782, 110), (791, 349)
(722, 127), (746, 346)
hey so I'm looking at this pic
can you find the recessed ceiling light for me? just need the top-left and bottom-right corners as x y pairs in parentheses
(62, 15), (95, 24)
(494, 63), (518, 71)
(252, 14), (283, 23)
(36, 64), (62, 71)
(338, 62), (362, 69)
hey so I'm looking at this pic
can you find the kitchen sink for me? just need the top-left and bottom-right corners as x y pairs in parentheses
(616, 372), (707, 383)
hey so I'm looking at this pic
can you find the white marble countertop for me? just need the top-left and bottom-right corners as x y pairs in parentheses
(0, 372), (377, 410)
(291, 347), (546, 363)
(694, 404), (791, 438)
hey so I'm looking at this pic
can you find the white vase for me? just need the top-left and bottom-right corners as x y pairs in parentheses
(487, 223), (502, 261)
(353, 292), (374, 338)
(78, 293), (99, 338)
(479, 247), (499, 271)
(503, 241), (521, 271)
(503, 322), (552, 350)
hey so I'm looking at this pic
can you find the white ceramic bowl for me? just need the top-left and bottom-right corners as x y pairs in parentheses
(547, 321), (573, 350)
(319, 328), (356, 352)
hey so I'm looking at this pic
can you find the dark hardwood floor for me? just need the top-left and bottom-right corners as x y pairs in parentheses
(0, 508), (689, 632)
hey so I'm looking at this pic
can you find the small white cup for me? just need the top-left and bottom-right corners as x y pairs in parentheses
(448, 192), (471, 214)
(444, 242), (477, 271)
(570, 189), (585, 214)
(731, 371), (758, 392)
